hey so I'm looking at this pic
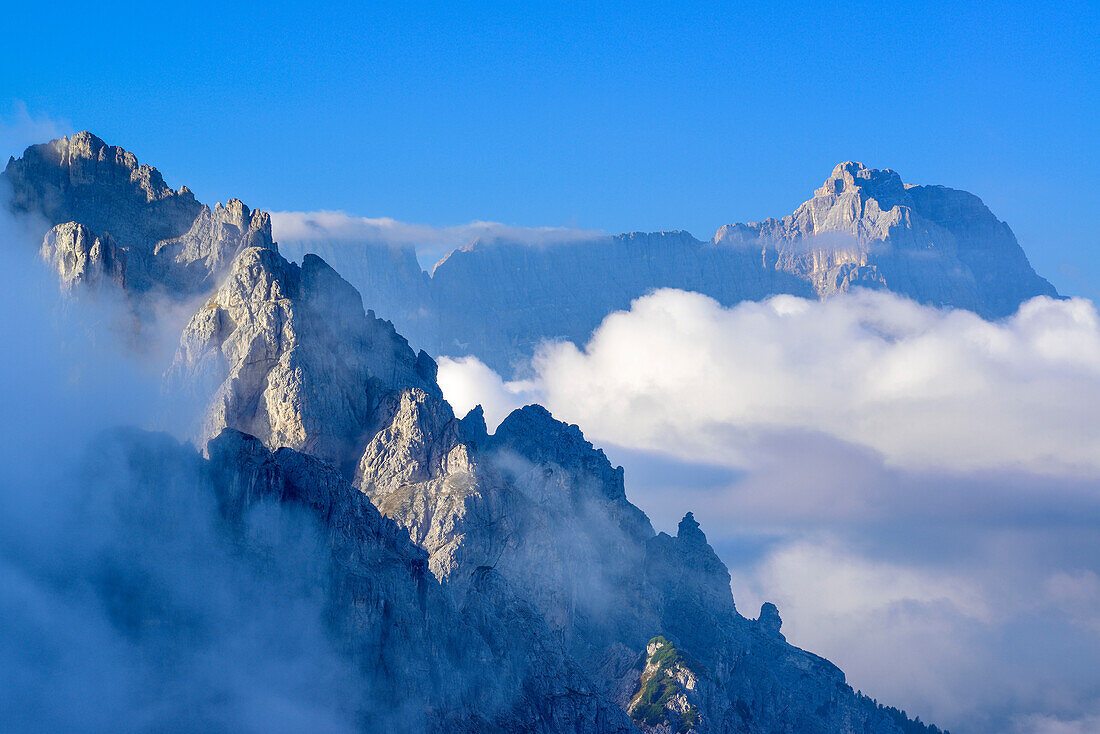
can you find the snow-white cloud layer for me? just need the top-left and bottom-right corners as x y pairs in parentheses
(437, 289), (1100, 733)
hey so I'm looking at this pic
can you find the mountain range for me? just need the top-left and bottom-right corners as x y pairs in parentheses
(0, 131), (1029, 732)
(276, 160), (1057, 375)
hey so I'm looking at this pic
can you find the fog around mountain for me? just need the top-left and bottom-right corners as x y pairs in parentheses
(1, 119), (1096, 733)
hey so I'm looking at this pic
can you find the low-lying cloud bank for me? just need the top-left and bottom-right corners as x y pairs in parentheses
(438, 289), (1100, 733)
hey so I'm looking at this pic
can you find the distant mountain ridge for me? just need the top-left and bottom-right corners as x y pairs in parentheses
(278, 161), (1057, 375)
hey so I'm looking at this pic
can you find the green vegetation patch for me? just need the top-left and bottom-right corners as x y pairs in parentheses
(629, 636), (701, 733)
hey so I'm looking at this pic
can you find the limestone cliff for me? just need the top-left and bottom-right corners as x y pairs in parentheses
(168, 247), (438, 469)
(72, 427), (635, 732)
(39, 221), (127, 292)
(12, 132), (951, 733)
(715, 161), (1057, 316)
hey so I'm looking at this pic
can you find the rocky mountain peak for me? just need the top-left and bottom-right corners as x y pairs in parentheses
(170, 243), (439, 468)
(167, 214), (943, 734)
(802, 161), (906, 219)
(14, 131), (959, 733)
(494, 405), (628, 502)
(676, 511), (707, 545)
(4, 133), (274, 299)
(818, 161), (904, 198)
(4, 132), (198, 223)
(813, 161), (906, 212)
(458, 404), (489, 444)
(214, 198), (249, 226)
(757, 601), (783, 638)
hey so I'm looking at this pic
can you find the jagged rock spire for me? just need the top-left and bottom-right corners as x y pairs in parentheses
(677, 511), (707, 545)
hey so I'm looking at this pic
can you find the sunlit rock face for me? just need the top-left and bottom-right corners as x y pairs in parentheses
(4, 132), (273, 298)
(40, 221), (127, 292)
(168, 246), (439, 470)
(715, 161), (1057, 317)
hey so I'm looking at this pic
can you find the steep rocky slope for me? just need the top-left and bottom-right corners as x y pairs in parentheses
(34, 427), (632, 732)
(167, 246), (438, 469)
(714, 161), (1056, 317)
(277, 236), (432, 350)
(39, 221), (127, 292)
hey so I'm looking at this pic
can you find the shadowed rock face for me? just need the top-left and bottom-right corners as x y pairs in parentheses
(80, 428), (634, 733)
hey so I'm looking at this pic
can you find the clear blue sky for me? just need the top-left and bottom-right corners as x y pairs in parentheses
(3, 0), (1097, 295)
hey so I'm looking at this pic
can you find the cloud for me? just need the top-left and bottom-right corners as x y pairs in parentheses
(436, 288), (1100, 732)
(479, 288), (1100, 476)
(270, 210), (603, 269)
(436, 355), (540, 428)
(1045, 570), (1100, 634)
(738, 537), (990, 622)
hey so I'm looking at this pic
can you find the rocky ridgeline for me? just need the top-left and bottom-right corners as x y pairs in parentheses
(82, 427), (632, 732)
(713, 161), (1056, 316)
(167, 241), (934, 732)
(3, 134), (951, 733)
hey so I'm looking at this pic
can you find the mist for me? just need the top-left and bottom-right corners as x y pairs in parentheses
(0, 186), (374, 732)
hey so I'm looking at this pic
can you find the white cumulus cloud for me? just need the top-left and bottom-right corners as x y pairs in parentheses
(443, 288), (1100, 476)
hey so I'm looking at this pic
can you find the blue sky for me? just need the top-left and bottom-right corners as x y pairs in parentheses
(3, 0), (1098, 295)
